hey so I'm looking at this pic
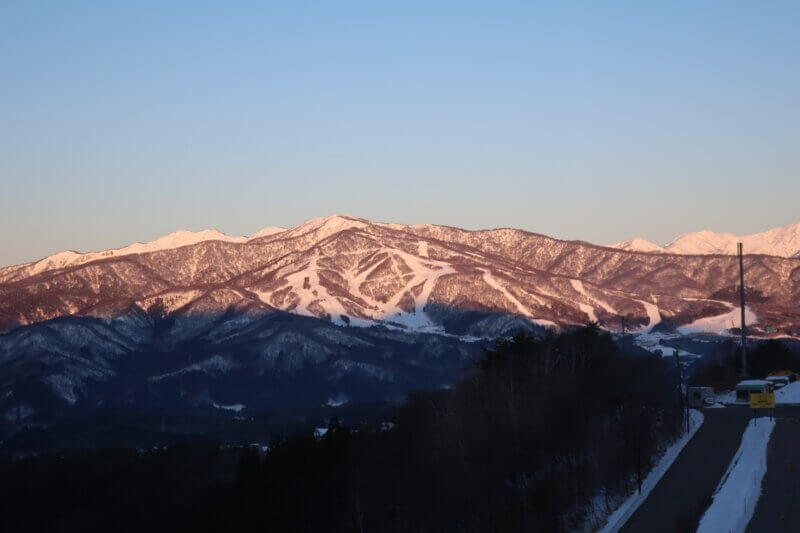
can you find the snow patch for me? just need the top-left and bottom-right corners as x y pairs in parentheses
(775, 381), (800, 404)
(42, 374), (79, 404)
(632, 334), (702, 358)
(148, 355), (238, 382)
(677, 306), (757, 335)
(4, 405), (35, 421)
(326, 393), (349, 407)
(570, 279), (617, 315)
(212, 402), (246, 412)
(635, 299), (661, 333)
(578, 303), (597, 323)
(481, 269), (531, 318)
(479, 270), (556, 329)
(348, 248), (455, 332)
(140, 289), (204, 314)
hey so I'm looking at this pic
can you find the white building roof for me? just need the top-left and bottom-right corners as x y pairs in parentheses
(736, 380), (771, 387)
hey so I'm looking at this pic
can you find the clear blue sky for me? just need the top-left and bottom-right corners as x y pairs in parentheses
(2, 1), (799, 266)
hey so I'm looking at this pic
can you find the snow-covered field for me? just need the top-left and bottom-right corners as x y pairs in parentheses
(677, 306), (756, 335)
(631, 332), (702, 359)
(696, 417), (775, 533)
(597, 409), (704, 533)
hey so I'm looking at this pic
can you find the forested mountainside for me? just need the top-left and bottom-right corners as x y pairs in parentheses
(1, 215), (798, 421)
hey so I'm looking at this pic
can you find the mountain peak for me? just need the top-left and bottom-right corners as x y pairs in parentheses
(249, 227), (287, 239)
(607, 238), (665, 254)
(303, 214), (368, 227)
(613, 221), (800, 257)
(287, 214), (370, 239)
(142, 229), (248, 249)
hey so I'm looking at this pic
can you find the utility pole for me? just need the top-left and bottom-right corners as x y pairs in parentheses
(738, 242), (748, 377)
(674, 348), (689, 435)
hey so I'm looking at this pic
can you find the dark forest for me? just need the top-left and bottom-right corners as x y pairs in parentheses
(0, 327), (693, 532)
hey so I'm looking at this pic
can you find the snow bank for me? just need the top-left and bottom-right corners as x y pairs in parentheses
(696, 417), (775, 533)
(598, 409), (704, 533)
(775, 381), (800, 404)
(715, 390), (737, 405)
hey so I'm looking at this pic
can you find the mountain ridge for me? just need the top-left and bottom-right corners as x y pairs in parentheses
(2, 214), (798, 337)
(609, 222), (800, 257)
(8, 217), (799, 284)
(0, 226), (289, 282)
(2, 214), (798, 419)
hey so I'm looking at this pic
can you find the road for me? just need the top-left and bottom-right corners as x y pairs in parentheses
(620, 407), (750, 533)
(747, 409), (800, 533)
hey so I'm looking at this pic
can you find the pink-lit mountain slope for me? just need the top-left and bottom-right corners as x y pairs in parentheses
(2, 215), (798, 339)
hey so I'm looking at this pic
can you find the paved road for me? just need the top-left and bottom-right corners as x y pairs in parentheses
(747, 411), (800, 533)
(620, 407), (751, 533)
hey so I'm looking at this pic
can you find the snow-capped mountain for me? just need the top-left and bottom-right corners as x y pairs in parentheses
(609, 222), (800, 257)
(2, 214), (799, 338)
(607, 238), (667, 254)
(1, 215), (798, 419)
(0, 226), (288, 284)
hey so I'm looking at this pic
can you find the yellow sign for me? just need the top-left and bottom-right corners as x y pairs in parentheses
(750, 393), (775, 409)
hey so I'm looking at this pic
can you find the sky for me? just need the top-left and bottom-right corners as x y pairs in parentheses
(1, 1), (799, 266)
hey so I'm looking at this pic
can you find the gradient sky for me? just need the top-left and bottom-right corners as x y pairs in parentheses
(2, 1), (799, 266)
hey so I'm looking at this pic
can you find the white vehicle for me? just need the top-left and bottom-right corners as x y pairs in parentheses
(688, 386), (715, 408)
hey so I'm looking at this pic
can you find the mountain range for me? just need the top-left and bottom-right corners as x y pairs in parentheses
(609, 222), (800, 257)
(1, 215), (798, 424)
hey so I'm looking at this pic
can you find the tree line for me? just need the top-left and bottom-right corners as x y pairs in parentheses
(691, 338), (800, 390)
